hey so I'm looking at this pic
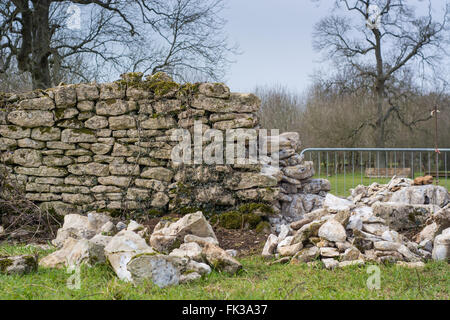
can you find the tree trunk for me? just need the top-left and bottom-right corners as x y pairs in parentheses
(375, 83), (385, 149)
(15, 0), (52, 89)
(31, 0), (52, 89)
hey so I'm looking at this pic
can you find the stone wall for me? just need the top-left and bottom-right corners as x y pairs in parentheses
(0, 73), (278, 216)
(0, 72), (329, 225)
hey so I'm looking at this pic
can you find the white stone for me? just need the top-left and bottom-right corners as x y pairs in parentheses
(318, 219), (347, 243)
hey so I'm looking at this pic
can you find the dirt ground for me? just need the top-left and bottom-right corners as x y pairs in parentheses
(141, 214), (268, 257)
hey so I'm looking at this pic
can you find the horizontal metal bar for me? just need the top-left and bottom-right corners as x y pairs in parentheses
(300, 148), (450, 157)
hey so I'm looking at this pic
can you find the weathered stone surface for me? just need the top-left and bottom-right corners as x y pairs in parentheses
(390, 185), (449, 207)
(43, 155), (73, 166)
(12, 149), (42, 167)
(191, 93), (259, 113)
(127, 254), (185, 287)
(141, 116), (176, 129)
(51, 213), (110, 247)
(202, 243), (242, 274)
(85, 116), (109, 129)
(292, 246), (320, 263)
(372, 202), (437, 231)
(141, 167), (173, 182)
(0, 255), (38, 275)
(151, 192), (170, 208)
(90, 143), (112, 155)
(68, 163), (109, 176)
(150, 211), (216, 253)
(0, 125), (30, 139)
(18, 96), (55, 110)
(99, 83), (126, 100)
(98, 176), (132, 187)
(17, 138), (45, 149)
(0, 137), (17, 150)
(66, 235), (112, 267)
(198, 83), (230, 98)
(105, 230), (154, 281)
(109, 115), (136, 130)
(292, 218), (328, 244)
(432, 228), (450, 261)
(318, 219), (347, 243)
(54, 85), (77, 107)
(262, 234), (278, 257)
(40, 238), (79, 268)
(14, 165), (67, 177)
(282, 162), (315, 181)
(169, 242), (203, 261)
(7, 110), (54, 127)
(322, 258), (339, 269)
(323, 193), (353, 212)
(184, 235), (219, 246)
(96, 99), (134, 116)
(278, 242), (303, 257)
(227, 172), (277, 190)
(110, 163), (140, 176)
(76, 83), (99, 101)
(61, 129), (97, 143)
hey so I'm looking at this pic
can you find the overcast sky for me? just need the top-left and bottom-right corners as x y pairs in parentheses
(222, 0), (446, 94)
(222, 0), (334, 93)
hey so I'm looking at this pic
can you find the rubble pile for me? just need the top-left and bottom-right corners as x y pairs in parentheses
(262, 177), (450, 268)
(38, 211), (241, 287)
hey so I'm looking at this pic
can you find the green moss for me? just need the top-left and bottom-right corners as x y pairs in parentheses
(179, 82), (200, 95)
(38, 127), (52, 134)
(176, 207), (202, 216)
(255, 221), (271, 234)
(168, 238), (182, 252)
(54, 108), (65, 120)
(148, 209), (164, 217)
(72, 128), (95, 135)
(238, 203), (274, 216)
(7, 126), (17, 132)
(96, 208), (122, 218)
(176, 182), (192, 195)
(244, 213), (262, 229)
(105, 99), (117, 106)
(212, 211), (243, 229)
(0, 258), (13, 273)
(149, 80), (179, 97)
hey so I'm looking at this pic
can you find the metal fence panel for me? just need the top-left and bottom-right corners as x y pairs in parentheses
(299, 148), (450, 197)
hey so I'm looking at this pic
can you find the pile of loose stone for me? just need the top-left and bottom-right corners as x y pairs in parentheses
(262, 177), (450, 268)
(34, 211), (241, 287)
(263, 132), (331, 231)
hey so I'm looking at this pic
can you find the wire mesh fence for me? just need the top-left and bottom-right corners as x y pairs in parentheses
(299, 148), (450, 197)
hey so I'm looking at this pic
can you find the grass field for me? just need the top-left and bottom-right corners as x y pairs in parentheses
(1, 244), (449, 300)
(314, 172), (450, 197)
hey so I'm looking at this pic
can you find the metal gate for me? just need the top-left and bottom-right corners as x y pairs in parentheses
(299, 148), (450, 196)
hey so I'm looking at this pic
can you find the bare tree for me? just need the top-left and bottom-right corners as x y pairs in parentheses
(0, 0), (236, 90)
(313, 0), (449, 148)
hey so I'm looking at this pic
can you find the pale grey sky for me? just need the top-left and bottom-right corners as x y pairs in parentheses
(222, 0), (447, 94)
(222, 0), (334, 93)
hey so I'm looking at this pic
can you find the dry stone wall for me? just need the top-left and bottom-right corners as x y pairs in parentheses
(0, 73), (280, 217)
(0, 72), (330, 226)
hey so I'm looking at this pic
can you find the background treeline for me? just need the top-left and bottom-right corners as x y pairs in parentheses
(256, 80), (450, 149)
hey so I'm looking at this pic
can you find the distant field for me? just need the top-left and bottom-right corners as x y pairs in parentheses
(0, 244), (449, 300)
(313, 172), (450, 197)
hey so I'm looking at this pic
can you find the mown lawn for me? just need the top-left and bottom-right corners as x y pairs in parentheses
(314, 173), (450, 197)
(0, 244), (448, 300)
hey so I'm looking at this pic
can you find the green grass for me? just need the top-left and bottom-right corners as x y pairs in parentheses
(1, 244), (449, 300)
(314, 172), (450, 197)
